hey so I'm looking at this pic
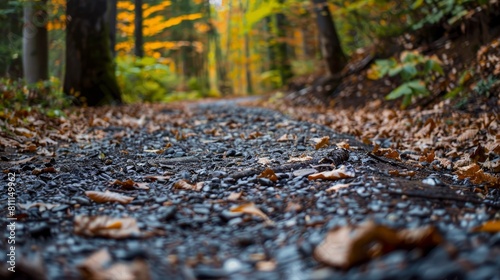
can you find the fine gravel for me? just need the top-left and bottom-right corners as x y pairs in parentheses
(1, 100), (499, 280)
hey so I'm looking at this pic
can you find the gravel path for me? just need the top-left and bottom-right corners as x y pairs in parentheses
(1, 101), (499, 280)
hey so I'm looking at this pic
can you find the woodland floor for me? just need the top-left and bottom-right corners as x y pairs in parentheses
(1, 33), (500, 280)
(0, 95), (499, 280)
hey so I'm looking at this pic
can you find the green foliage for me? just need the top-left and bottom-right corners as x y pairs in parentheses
(116, 56), (180, 103)
(410, 0), (487, 30)
(291, 59), (315, 76)
(370, 51), (443, 108)
(444, 69), (473, 99)
(260, 70), (282, 89)
(473, 75), (499, 97)
(116, 55), (210, 103)
(0, 77), (70, 118)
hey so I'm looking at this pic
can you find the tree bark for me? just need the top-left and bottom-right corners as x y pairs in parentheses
(22, 0), (48, 83)
(311, 0), (347, 79)
(275, 0), (292, 85)
(64, 0), (122, 106)
(107, 0), (118, 57)
(134, 0), (143, 57)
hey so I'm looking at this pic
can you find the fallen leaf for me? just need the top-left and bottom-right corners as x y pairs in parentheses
(144, 175), (170, 182)
(255, 260), (276, 271)
(18, 202), (60, 212)
(257, 157), (271, 165)
(173, 179), (203, 191)
(373, 146), (401, 161)
(248, 131), (264, 139)
(78, 249), (151, 280)
(277, 134), (294, 142)
(311, 136), (330, 150)
(308, 165), (355, 180)
(336, 141), (350, 149)
(8, 156), (36, 165)
(85, 190), (135, 204)
(32, 166), (57, 175)
(472, 220), (500, 233)
(230, 203), (273, 224)
(457, 129), (478, 142)
(287, 155), (313, 163)
(457, 163), (500, 185)
(227, 192), (242, 201)
(258, 168), (278, 182)
(314, 221), (443, 269)
(74, 215), (143, 239)
(111, 179), (150, 190)
(325, 183), (351, 193)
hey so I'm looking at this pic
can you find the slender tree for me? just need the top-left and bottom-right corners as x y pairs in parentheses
(311, 0), (346, 80)
(64, 0), (122, 106)
(239, 0), (253, 94)
(22, 0), (48, 83)
(108, 0), (118, 57)
(134, 0), (143, 57)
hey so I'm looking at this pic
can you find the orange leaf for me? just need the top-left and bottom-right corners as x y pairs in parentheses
(230, 203), (273, 224)
(85, 191), (134, 204)
(308, 165), (355, 181)
(173, 179), (203, 191)
(472, 220), (500, 233)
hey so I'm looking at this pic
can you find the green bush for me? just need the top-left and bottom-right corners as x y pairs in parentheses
(0, 77), (69, 118)
(369, 51), (443, 108)
(115, 55), (181, 103)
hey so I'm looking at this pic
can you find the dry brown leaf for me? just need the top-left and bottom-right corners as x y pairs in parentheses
(419, 150), (435, 163)
(230, 203), (273, 224)
(111, 179), (150, 190)
(255, 260), (276, 271)
(74, 215), (142, 239)
(78, 249), (151, 280)
(257, 157), (271, 165)
(144, 175), (170, 182)
(311, 136), (330, 150)
(313, 221), (443, 269)
(472, 220), (500, 233)
(277, 134), (294, 142)
(85, 190), (134, 204)
(456, 163), (500, 185)
(457, 129), (478, 142)
(32, 166), (57, 175)
(308, 165), (355, 181)
(258, 168), (278, 182)
(336, 141), (350, 149)
(287, 155), (313, 163)
(372, 146), (401, 161)
(248, 131), (264, 139)
(227, 192), (242, 201)
(18, 202), (60, 212)
(173, 179), (203, 191)
(325, 183), (351, 193)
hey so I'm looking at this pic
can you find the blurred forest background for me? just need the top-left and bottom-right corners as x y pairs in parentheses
(1, 0), (499, 109)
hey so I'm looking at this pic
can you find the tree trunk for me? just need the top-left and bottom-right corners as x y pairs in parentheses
(64, 0), (122, 106)
(239, 0), (253, 94)
(311, 0), (347, 79)
(275, 0), (292, 85)
(22, 0), (48, 83)
(134, 0), (143, 57)
(107, 0), (118, 57)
